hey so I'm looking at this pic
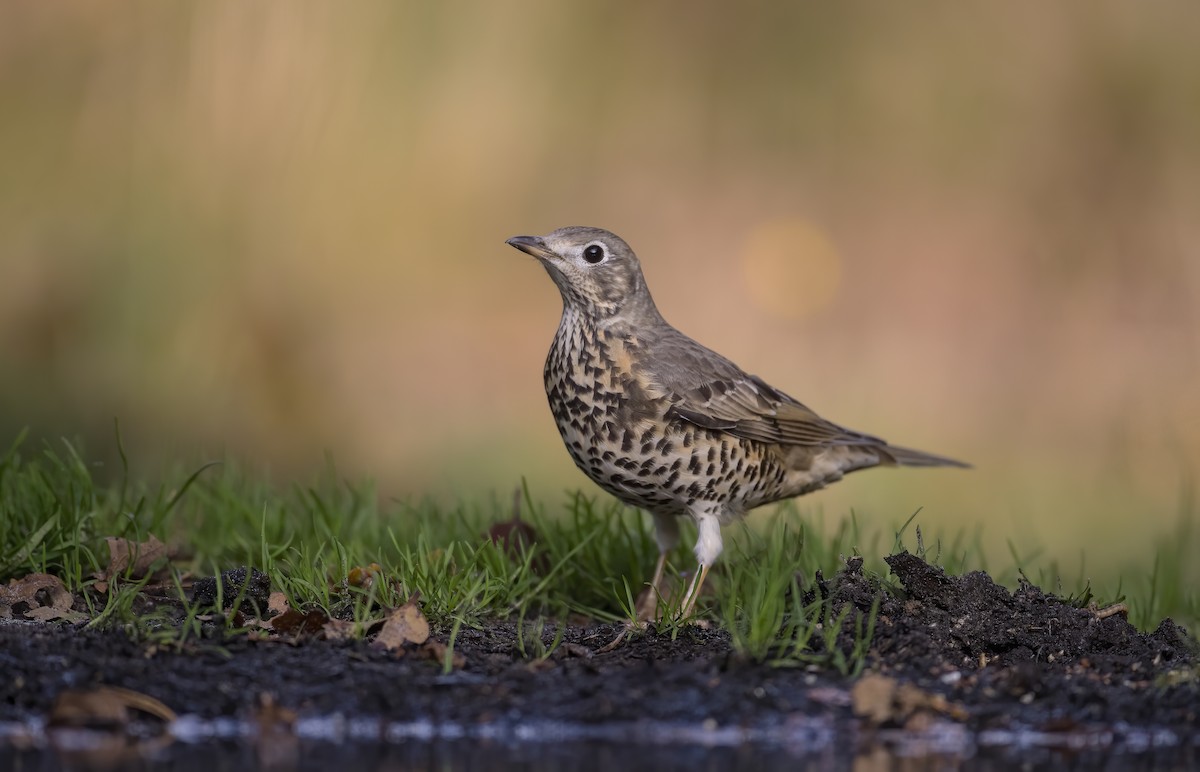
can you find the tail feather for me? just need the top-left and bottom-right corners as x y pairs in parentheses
(876, 444), (971, 469)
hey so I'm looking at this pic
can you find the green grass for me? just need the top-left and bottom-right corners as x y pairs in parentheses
(1, 432), (1196, 668)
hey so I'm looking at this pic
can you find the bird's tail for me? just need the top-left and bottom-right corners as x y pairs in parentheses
(875, 444), (971, 469)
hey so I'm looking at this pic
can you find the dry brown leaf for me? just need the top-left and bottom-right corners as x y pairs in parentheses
(24, 605), (88, 624)
(250, 596), (287, 631)
(373, 601), (430, 651)
(321, 618), (357, 641)
(0, 573), (84, 623)
(422, 639), (465, 669)
(101, 535), (169, 580)
(1, 572), (73, 610)
(270, 607), (329, 636)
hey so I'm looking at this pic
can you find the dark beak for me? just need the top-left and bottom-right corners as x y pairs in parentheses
(505, 235), (555, 260)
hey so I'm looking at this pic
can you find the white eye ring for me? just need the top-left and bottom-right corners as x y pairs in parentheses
(582, 242), (606, 264)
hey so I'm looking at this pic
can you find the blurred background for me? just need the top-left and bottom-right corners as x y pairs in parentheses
(2, 2), (1197, 583)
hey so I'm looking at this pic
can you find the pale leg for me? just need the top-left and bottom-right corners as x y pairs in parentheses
(679, 563), (710, 618)
(677, 510), (724, 619)
(636, 512), (680, 622)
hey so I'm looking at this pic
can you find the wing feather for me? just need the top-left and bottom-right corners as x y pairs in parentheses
(664, 373), (886, 448)
(632, 327), (964, 463)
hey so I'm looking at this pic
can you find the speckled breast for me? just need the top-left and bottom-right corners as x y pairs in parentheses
(542, 312), (789, 518)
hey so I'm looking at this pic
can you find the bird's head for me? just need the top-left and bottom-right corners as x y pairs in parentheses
(506, 226), (658, 323)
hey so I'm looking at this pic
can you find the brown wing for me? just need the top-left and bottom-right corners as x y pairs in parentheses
(634, 325), (881, 448)
(637, 328), (967, 464)
(664, 373), (887, 448)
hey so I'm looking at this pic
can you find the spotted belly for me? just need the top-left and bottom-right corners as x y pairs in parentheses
(547, 390), (790, 518)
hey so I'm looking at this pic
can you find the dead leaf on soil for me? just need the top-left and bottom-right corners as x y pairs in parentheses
(0, 573), (86, 623)
(270, 607), (329, 637)
(268, 592), (290, 616)
(250, 593), (290, 631)
(851, 673), (969, 726)
(50, 686), (176, 728)
(422, 639), (465, 669)
(372, 601), (430, 651)
(97, 535), (170, 585)
(321, 617), (357, 641)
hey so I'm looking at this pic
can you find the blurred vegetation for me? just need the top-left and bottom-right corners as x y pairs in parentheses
(2, 436), (1193, 652)
(1, 2), (1197, 583)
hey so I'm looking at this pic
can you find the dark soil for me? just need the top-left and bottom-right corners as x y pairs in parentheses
(2, 552), (1197, 767)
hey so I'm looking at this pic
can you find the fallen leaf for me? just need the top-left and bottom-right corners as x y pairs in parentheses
(321, 618), (357, 641)
(373, 601), (430, 651)
(422, 639), (465, 669)
(101, 535), (169, 580)
(268, 592), (290, 616)
(270, 607), (329, 636)
(0, 573), (85, 623)
(24, 605), (88, 624)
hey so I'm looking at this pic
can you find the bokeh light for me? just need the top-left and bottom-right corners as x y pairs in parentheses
(1, 2), (1197, 585)
(740, 218), (841, 320)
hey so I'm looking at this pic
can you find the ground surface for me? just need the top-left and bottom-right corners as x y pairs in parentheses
(2, 552), (1197, 769)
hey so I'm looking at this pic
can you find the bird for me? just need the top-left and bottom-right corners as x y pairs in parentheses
(506, 226), (968, 620)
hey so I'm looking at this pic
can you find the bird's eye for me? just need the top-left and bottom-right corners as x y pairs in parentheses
(583, 244), (605, 264)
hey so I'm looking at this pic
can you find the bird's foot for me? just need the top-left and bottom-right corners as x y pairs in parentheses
(678, 563), (711, 620)
(634, 584), (664, 623)
(633, 550), (672, 623)
(599, 586), (663, 653)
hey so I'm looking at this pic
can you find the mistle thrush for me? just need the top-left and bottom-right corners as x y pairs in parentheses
(506, 226), (968, 618)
